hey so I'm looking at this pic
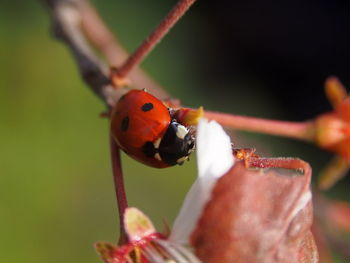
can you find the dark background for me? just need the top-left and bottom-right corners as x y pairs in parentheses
(0, 0), (349, 262)
(194, 0), (350, 120)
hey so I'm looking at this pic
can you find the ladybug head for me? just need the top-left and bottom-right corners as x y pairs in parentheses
(142, 121), (195, 166)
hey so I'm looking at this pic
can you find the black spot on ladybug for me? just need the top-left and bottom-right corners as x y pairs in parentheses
(121, 116), (129, 132)
(142, 141), (157, 157)
(141, 103), (154, 112)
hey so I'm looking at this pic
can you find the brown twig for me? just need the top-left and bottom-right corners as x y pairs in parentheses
(43, 0), (172, 105)
(43, 0), (326, 150)
(78, 1), (170, 100)
(43, 0), (131, 243)
(43, 0), (121, 106)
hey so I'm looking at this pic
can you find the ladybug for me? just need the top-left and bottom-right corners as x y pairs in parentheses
(111, 89), (195, 168)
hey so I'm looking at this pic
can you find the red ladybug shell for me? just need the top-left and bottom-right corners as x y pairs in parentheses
(111, 90), (171, 168)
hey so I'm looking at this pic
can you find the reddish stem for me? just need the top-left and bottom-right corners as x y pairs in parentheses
(247, 157), (311, 175)
(205, 110), (316, 142)
(110, 134), (128, 244)
(318, 156), (350, 190)
(79, 1), (169, 100)
(115, 0), (197, 79)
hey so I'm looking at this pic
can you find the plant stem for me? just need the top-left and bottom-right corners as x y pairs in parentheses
(247, 157), (311, 175)
(44, 0), (113, 105)
(115, 0), (197, 79)
(79, 1), (170, 100)
(318, 156), (350, 190)
(110, 134), (128, 244)
(205, 110), (316, 142)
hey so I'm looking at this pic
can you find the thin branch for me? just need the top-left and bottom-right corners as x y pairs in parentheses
(43, 0), (121, 106)
(114, 0), (197, 80)
(110, 134), (128, 244)
(78, 1), (170, 100)
(43, 0), (171, 105)
(247, 157), (311, 174)
(318, 156), (350, 190)
(43, 0), (320, 146)
(205, 110), (316, 142)
(44, 0), (130, 243)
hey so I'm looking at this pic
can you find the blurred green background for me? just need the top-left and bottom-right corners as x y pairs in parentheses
(1, 0), (349, 262)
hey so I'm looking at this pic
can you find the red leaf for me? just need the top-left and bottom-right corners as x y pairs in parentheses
(311, 220), (334, 263)
(191, 161), (318, 263)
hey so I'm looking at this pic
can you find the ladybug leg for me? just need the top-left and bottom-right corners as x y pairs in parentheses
(171, 107), (204, 126)
(100, 107), (114, 119)
(100, 110), (110, 118)
(110, 66), (131, 88)
(233, 147), (259, 167)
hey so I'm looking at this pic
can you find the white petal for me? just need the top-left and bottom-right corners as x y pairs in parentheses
(171, 119), (234, 243)
(196, 119), (234, 179)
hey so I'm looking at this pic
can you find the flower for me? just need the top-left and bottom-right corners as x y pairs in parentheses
(171, 118), (316, 263)
(96, 119), (234, 263)
(315, 77), (350, 189)
(96, 207), (200, 263)
(97, 119), (317, 263)
(315, 77), (350, 160)
(171, 118), (234, 243)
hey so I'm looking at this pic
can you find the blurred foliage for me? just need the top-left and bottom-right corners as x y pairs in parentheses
(0, 0), (348, 263)
(0, 1), (197, 263)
